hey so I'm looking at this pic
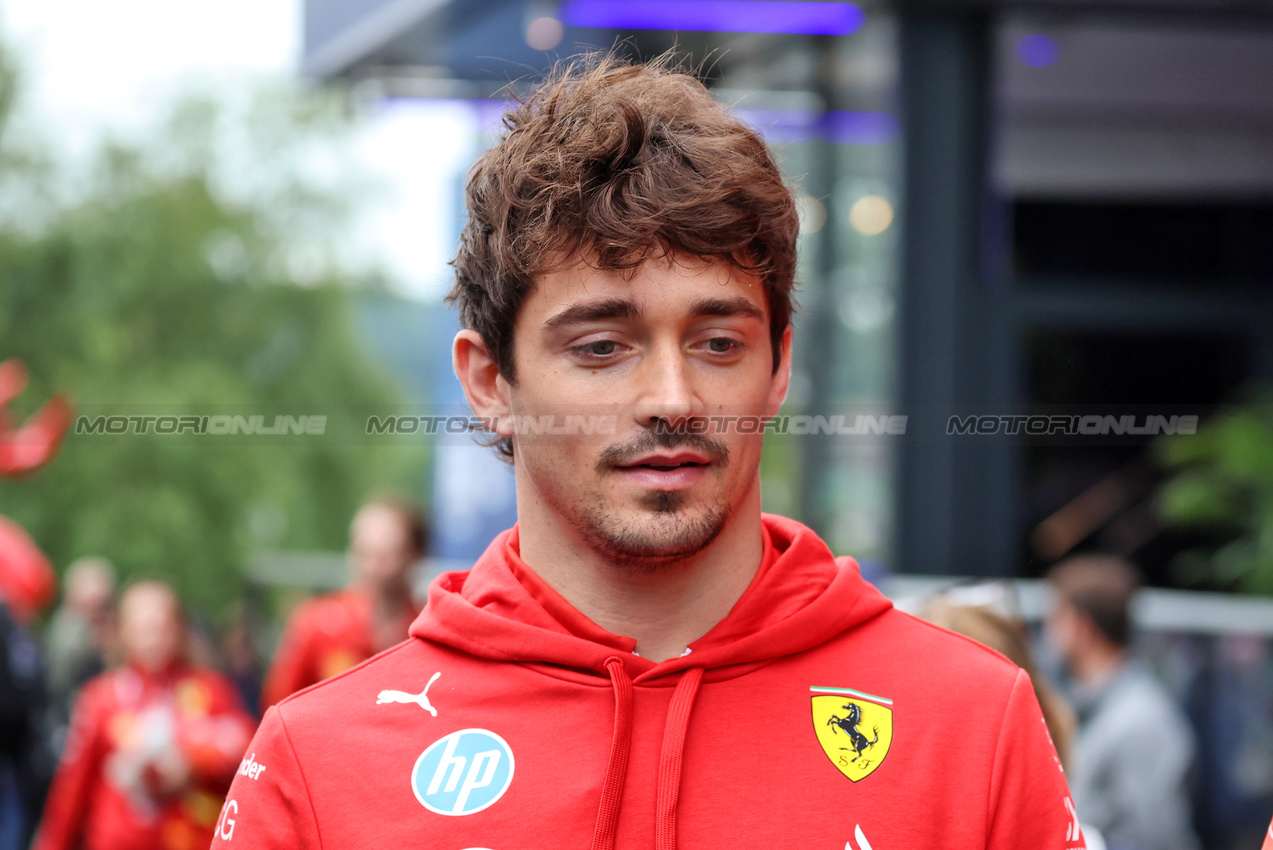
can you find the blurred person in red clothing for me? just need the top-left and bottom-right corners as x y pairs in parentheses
(260, 495), (427, 710)
(32, 580), (255, 850)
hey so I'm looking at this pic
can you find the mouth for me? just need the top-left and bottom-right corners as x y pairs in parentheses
(612, 453), (712, 491)
(621, 452), (710, 470)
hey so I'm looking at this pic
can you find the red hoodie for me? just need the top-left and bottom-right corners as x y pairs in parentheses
(214, 515), (1087, 849)
(260, 588), (421, 711)
(35, 662), (255, 850)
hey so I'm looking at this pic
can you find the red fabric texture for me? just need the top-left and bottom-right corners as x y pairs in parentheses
(0, 515), (55, 622)
(259, 588), (419, 710)
(0, 358), (68, 620)
(216, 514), (1086, 849)
(34, 663), (254, 850)
(0, 359), (72, 477)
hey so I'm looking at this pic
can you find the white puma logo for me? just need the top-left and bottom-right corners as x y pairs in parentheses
(376, 671), (441, 716)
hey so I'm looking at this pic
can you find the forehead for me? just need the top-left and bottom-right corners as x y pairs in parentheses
(120, 584), (179, 620)
(352, 504), (410, 538)
(524, 254), (768, 323)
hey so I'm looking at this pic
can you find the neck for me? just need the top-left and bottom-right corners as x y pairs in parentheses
(1072, 642), (1125, 685)
(517, 480), (765, 663)
(128, 656), (183, 678)
(354, 576), (412, 608)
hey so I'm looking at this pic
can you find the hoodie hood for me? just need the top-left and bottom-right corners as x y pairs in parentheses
(410, 513), (891, 683)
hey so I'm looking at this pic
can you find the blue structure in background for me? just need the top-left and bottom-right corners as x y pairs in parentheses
(427, 308), (517, 563)
(1015, 34), (1059, 68)
(356, 292), (517, 566)
(560, 0), (864, 35)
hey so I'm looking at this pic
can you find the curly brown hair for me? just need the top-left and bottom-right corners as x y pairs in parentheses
(448, 52), (800, 388)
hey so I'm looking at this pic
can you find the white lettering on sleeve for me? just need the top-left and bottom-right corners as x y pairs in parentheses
(238, 753), (268, 780)
(1064, 796), (1082, 843)
(216, 799), (238, 842)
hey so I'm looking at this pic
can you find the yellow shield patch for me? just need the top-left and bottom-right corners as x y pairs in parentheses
(810, 687), (893, 782)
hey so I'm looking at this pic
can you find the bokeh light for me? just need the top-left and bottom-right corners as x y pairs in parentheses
(848, 194), (894, 236)
(526, 16), (564, 51)
(796, 195), (827, 235)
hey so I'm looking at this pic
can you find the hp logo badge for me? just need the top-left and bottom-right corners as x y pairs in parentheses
(412, 729), (515, 816)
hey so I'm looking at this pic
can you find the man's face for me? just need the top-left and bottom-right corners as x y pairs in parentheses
(350, 504), (418, 587)
(119, 583), (184, 672)
(1044, 597), (1083, 667)
(499, 254), (790, 570)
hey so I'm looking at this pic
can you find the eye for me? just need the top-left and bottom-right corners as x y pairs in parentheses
(570, 339), (623, 361)
(706, 338), (738, 354)
(697, 336), (747, 359)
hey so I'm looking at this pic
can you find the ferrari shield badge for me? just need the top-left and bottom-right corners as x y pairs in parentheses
(810, 686), (893, 782)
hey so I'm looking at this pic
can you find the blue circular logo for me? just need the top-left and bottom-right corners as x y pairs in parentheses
(412, 729), (515, 816)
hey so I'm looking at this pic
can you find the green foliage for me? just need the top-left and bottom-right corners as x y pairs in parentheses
(1156, 402), (1273, 593)
(0, 43), (424, 615)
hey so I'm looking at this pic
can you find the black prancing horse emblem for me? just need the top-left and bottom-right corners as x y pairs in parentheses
(825, 702), (879, 762)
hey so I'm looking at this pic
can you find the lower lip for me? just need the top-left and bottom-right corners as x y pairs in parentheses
(613, 464), (709, 490)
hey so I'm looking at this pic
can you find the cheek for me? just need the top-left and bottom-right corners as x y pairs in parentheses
(1045, 613), (1073, 648)
(516, 432), (594, 485)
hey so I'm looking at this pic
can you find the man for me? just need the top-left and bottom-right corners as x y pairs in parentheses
(260, 495), (426, 709)
(0, 592), (55, 850)
(216, 55), (1084, 849)
(1046, 555), (1200, 850)
(44, 557), (117, 739)
(34, 580), (255, 850)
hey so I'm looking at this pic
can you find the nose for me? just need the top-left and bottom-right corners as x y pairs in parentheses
(632, 341), (705, 431)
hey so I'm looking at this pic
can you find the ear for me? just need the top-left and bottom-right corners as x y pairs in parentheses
(453, 330), (515, 439)
(764, 324), (793, 418)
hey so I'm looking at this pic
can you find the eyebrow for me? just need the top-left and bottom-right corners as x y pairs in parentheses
(541, 294), (765, 331)
(543, 298), (642, 331)
(688, 297), (766, 323)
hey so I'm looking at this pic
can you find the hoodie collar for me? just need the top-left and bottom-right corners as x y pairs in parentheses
(501, 525), (639, 654)
(410, 514), (892, 683)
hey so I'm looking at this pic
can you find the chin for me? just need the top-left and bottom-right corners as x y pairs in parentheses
(579, 500), (729, 572)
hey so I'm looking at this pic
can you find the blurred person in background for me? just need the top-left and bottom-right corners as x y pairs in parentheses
(921, 587), (1077, 769)
(0, 591), (55, 850)
(44, 557), (117, 744)
(32, 579), (255, 850)
(1046, 555), (1200, 850)
(0, 359), (69, 847)
(921, 587), (1104, 850)
(260, 494), (427, 709)
(218, 602), (264, 718)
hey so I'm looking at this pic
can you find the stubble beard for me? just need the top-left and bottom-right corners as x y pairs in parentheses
(578, 493), (731, 574)
(578, 427), (734, 573)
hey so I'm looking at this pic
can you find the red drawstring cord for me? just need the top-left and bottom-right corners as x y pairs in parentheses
(590, 657), (634, 850)
(590, 660), (705, 850)
(655, 666), (704, 850)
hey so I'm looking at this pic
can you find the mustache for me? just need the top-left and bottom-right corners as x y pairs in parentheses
(597, 425), (731, 469)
